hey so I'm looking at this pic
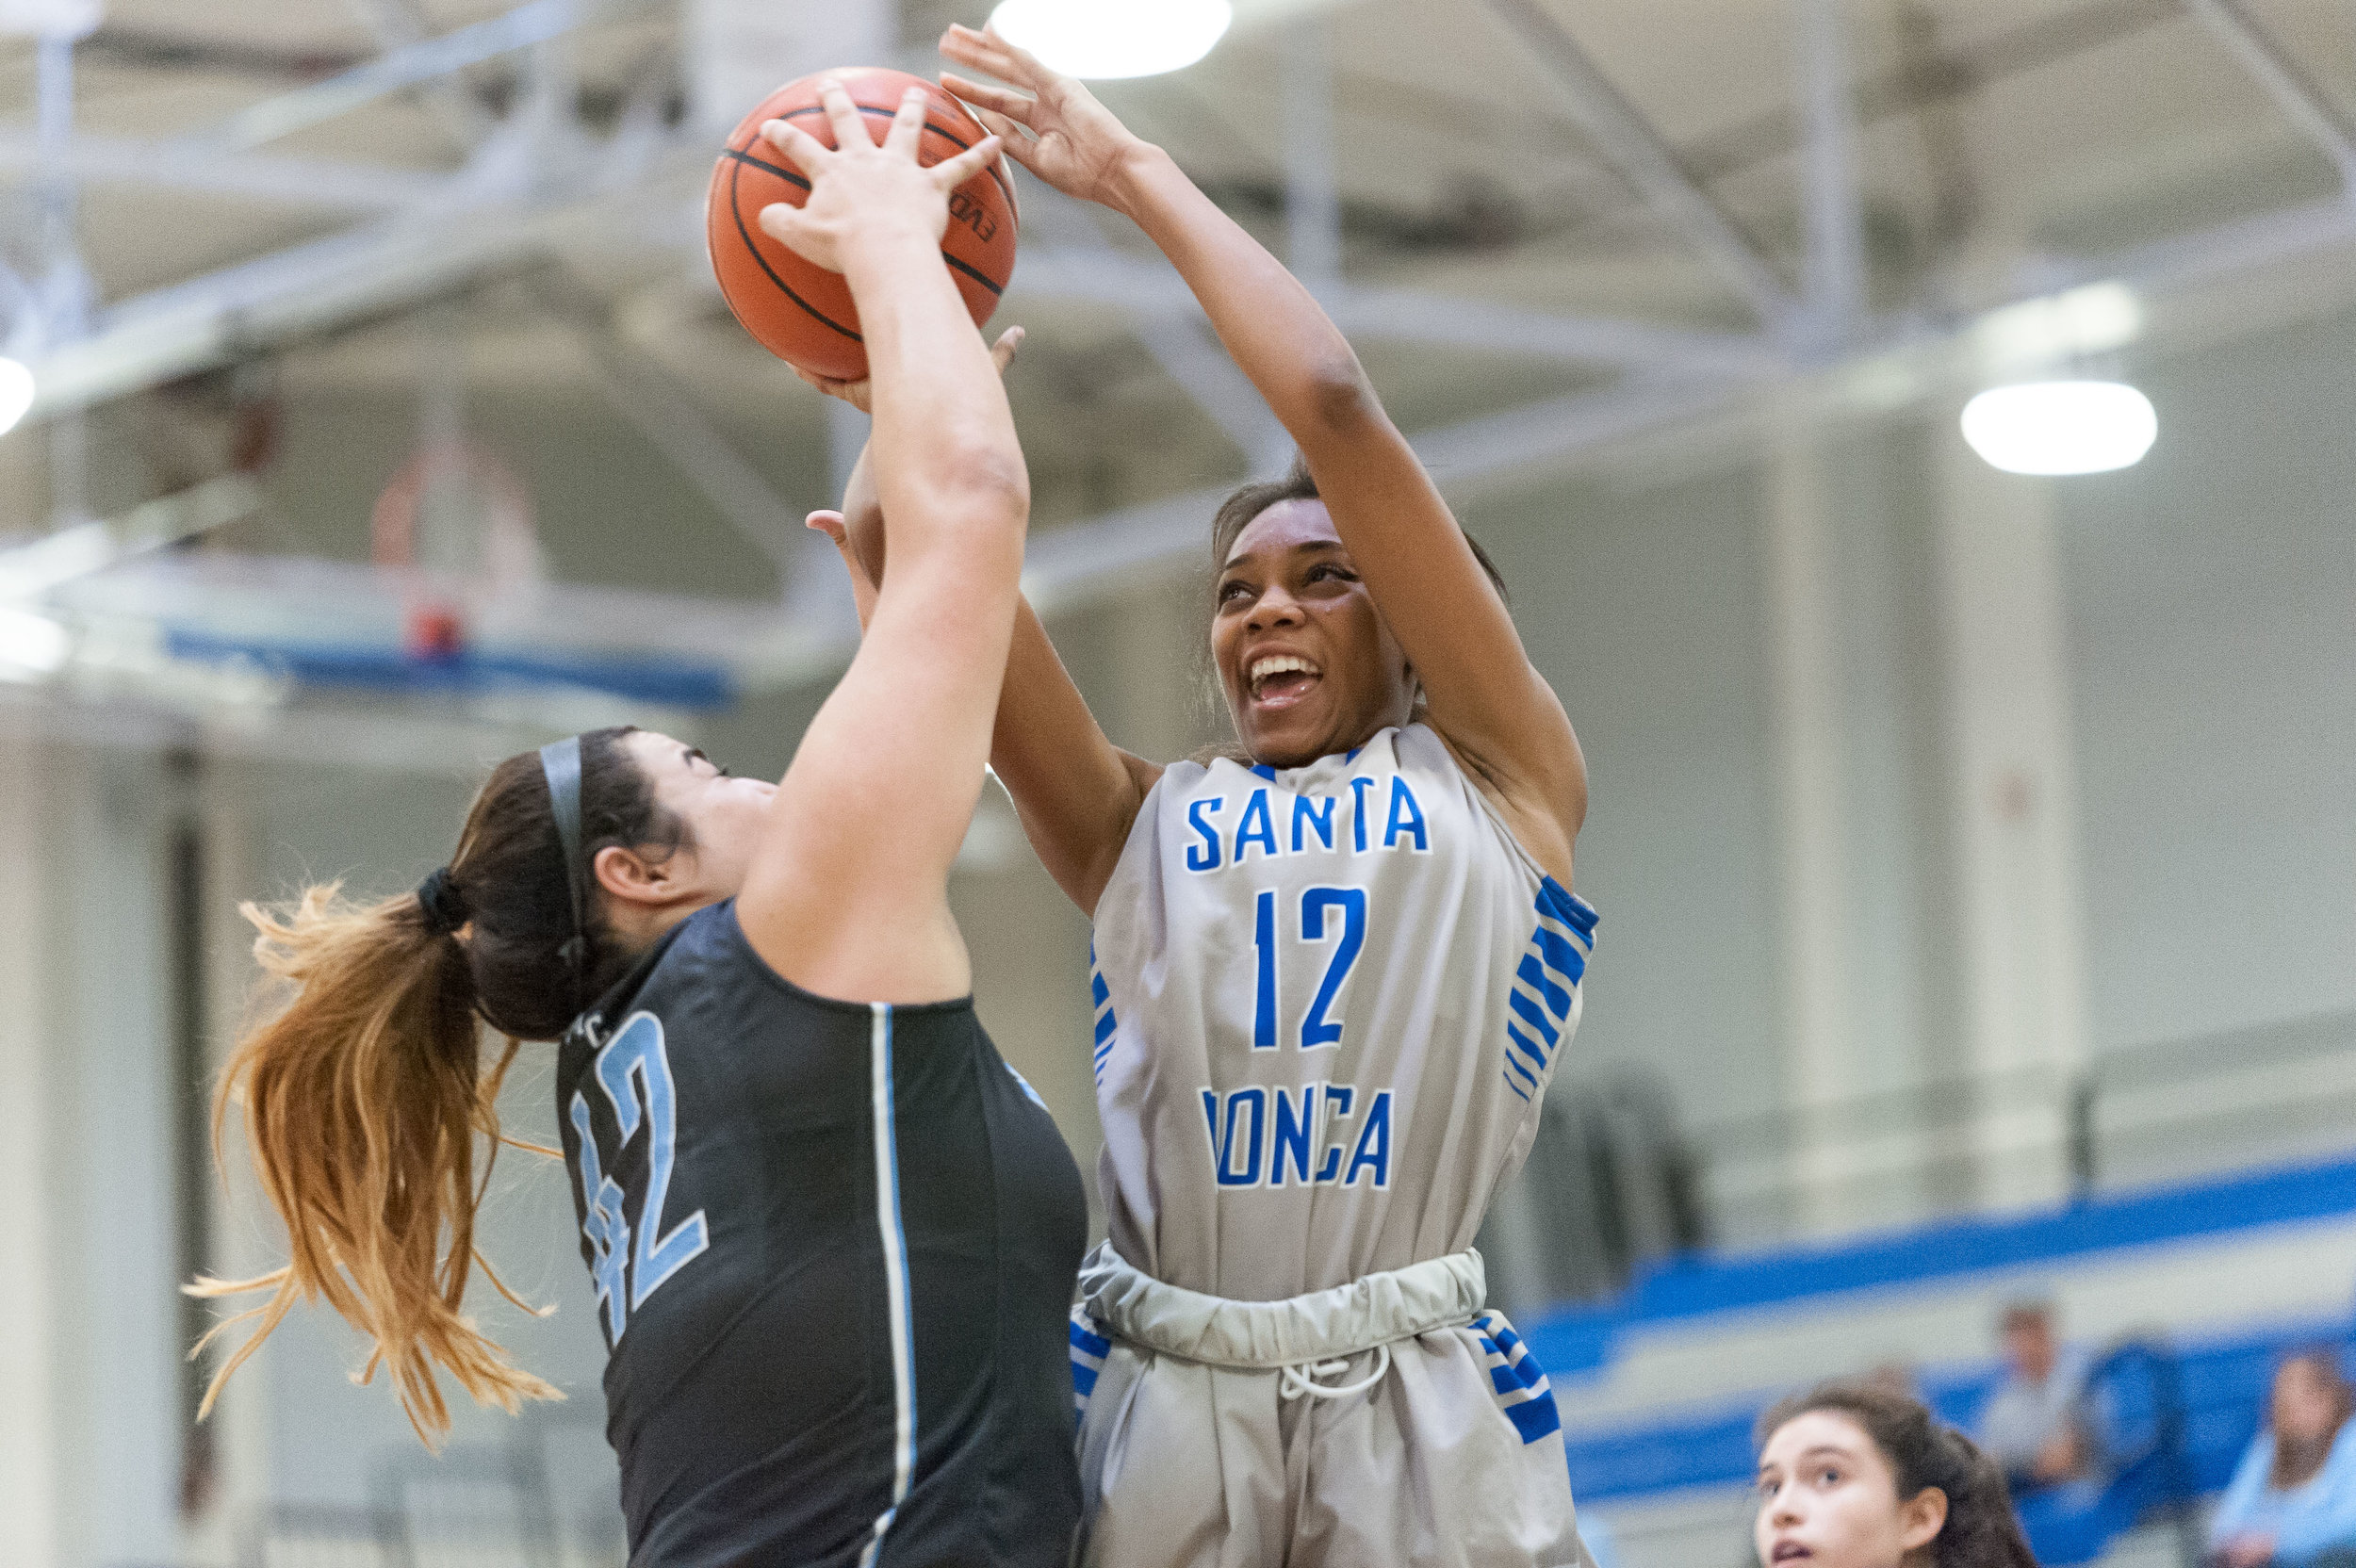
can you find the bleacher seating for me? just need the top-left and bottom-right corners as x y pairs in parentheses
(1533, 1153), (2356, 1567)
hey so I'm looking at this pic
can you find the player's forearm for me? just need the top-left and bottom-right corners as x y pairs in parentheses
(837, 438), (887, 590)
(843, 225), (1028, 564)
(1105, 143), (1377, 444)
(989, 599), (1153, 914)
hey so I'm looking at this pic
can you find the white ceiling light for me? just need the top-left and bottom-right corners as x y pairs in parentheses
(1960, 381), (2156, 476)
(987, 0), (1234, 79)
(0, 358), (32, 438)
(0, 607), (68, 679)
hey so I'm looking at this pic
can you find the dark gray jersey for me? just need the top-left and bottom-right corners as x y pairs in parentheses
(1089, 724), (1597, 1301)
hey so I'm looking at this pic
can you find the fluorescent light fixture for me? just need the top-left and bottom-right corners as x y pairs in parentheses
(0, 358), (31, 437)
(0, 607), (68, 678)
(987, 0), (1233, 79)
(1960, 381), (2156, 476)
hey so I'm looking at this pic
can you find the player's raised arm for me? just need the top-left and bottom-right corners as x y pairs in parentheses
(805, 335), (1165, 918)
(733, 80), (1025, 1001)
(941, 25), (1584, 881)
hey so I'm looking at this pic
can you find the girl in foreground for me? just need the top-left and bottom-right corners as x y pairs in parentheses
(1756, 1381), (2039, 1568)
(815, 25), (1596, 1567)
(198, 85), (1086, 1567)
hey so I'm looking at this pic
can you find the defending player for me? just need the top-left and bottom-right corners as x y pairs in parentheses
(808, 27), (1599, 1568)
(194, 85), (1087, 1566)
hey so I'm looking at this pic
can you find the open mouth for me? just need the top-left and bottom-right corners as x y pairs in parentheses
(1771, 1543), (1812, 1562)
(1248, 653), (1323, 708)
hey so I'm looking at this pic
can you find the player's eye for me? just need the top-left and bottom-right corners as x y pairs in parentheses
(1217, 579), (1252, 604)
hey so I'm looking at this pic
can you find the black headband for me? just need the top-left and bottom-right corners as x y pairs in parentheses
(540, 735), (590, 1010)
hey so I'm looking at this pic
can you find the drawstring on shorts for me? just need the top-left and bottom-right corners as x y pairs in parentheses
(1278, 1342), (1392, 1401)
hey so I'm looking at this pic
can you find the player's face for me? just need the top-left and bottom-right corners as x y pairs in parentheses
(1212, 499), (1414, 768)
(1754, 1413), (1942, 1568)
(622, 731), (777, 903)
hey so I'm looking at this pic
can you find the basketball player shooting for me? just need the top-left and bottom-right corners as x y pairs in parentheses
(806, 26), (1599, 1568)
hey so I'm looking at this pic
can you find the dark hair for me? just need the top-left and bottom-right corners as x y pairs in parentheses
(1758, 1381), (2040, 1568)
(2269, 1348), (2354, 1490)
(1999, 1300), (2053, 1333)
(1207, 456), (1509, 605)
(193, 726), (692, 1442)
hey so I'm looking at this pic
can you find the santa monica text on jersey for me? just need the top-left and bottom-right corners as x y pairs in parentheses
(1183, 772), (1436, 1194)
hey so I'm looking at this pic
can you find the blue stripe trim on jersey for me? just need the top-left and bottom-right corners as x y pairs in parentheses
(1093, 1009), (1118, 1046)
(1505, 1030), (1547, 1081)
(1091, 972), (1110, 1007)
(1071, 1320), (1111, 1358)
(1531, 925), (1588, 988)
(1538, 876), (1600, 938)
(1508, 989), (1562, 1047)
(1507, 1392), (1562, 1443)
(1516, 954), (1575, 1021)
(1250, 763), (1277, 780)
(1071, 1361), (1100, 1396)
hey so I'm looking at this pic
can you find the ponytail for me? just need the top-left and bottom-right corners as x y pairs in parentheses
(1758, 1380), (2041, 1568)
(193, 727), (688, 1443)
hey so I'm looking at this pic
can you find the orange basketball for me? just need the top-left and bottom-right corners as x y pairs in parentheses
(707, 67), (1019, 383)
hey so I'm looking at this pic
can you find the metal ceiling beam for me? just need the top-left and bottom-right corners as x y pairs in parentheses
(1476, 0), (1797, 328)
(2180, 0), (2356, 188)
(0, 132), (452, 212)
(194, 0), (631, 153)
(1794, 0), (1870, 354)
(1009, 246), (1777, 376)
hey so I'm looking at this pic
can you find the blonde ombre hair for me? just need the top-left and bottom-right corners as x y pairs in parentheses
(192, 728), (688, 1443)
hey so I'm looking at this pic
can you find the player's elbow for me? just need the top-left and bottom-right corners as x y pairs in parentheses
(929, 443), (1031, 531)
(1284, 353), (1384, 442)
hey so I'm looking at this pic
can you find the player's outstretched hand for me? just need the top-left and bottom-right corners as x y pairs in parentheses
(940, 24), (1146, 210)
(757, 78), (1002, 275)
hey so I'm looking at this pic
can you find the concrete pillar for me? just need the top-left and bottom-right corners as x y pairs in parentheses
(0, 722), (61, 1568)
(1935, 426), (2093, 1209)
(59, 744), (182, 1568)
(1764, 401), (1862, 1236)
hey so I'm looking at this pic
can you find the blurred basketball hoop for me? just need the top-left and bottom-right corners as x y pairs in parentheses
(369, 437), (544, 662)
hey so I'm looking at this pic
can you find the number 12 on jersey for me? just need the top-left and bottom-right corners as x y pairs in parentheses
(1252, 885), (1367, 1051)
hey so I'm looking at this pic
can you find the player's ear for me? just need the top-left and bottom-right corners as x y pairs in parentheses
(593, 843), (674, 908)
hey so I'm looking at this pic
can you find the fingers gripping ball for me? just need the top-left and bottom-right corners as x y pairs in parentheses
(708, 67), (1019, 382)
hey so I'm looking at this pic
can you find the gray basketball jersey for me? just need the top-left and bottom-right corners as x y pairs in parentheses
(1090, 723), (1597, 1301)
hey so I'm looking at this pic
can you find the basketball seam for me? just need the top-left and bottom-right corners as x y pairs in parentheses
(726, 141), (1006, 302)
(727, 152), (863, 345)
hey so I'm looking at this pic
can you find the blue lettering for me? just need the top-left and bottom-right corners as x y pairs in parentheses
(1235, 788), (1279, 860)
(1291, 792), (1336, 853)
(1218, 1088), (1267, 1186)
(1315, 1085), (1356, 1184)
(1345, 1090), (1394, 1188)
(1350, 777), (1376, 853)
(569, 1094), (632, 1344)
(1383, 777), (1430, 852)
(1270, 1085), (1317, 1186)
(1186, 796), (1227, 872)
(594, 1014), (711, 1310)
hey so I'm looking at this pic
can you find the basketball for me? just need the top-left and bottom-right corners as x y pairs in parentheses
(707, 67), (1019, 383)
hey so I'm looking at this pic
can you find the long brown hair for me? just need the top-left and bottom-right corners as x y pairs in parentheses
(2268, 1349), (2355, 1490)
(1758, 1380), (2041, 1568)
(191, 727), (690, 1443)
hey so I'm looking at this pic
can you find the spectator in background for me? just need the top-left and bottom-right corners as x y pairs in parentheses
(1977, 1300), (2098, 1495)
(2207, 1350), (2356, 1568)
(1755, 1380), (2039, 1568)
